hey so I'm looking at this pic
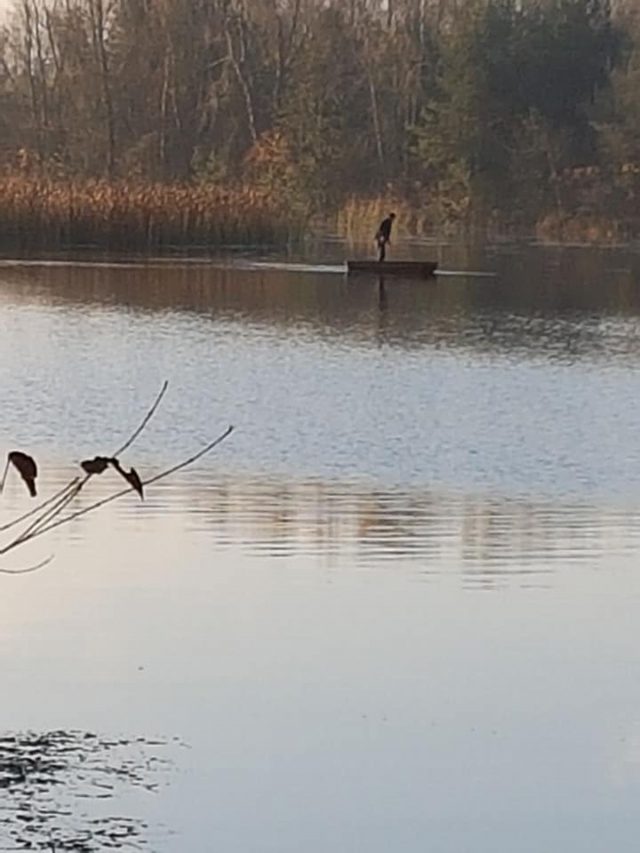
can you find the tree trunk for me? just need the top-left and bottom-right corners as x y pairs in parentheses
(21, 0), (43, 160)
(368, 71), (385, 176)
(89, 0), (115, 177)
(224, 7), (258, 144)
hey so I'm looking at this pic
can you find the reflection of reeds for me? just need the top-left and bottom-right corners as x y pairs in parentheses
(0, 177), (301, 250)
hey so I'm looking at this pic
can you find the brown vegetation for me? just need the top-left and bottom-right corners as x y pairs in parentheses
(0, 0), (624, 243)
(336, 197), (435, 243)
(0, 175), (301, 251)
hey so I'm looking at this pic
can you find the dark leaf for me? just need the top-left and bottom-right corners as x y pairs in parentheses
(108, 459), (144, 500)
(124, 467), (144, 500)
(80, 456), (111, 475)
(1, 451), (38, 497)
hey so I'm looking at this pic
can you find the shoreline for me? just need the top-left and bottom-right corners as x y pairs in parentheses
(0, 176), (639, 254)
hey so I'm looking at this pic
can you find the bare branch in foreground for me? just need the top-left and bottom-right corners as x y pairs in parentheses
(0, 555), (54, 575)
(23, 425), (234, 547)
(0, 480), (80, 534)
(7, 481), (83, 551)
(111, 380), (169, 457)
(1, 381), (171, 541)
(0, 381), (234, 570)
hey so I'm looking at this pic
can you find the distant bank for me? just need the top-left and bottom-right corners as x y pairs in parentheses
(0, 175), (636, 255)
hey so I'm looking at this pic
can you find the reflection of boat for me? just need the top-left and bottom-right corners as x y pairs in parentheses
(347, 260), (438, 279)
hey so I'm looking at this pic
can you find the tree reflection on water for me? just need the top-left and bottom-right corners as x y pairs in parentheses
(0, 730), (177, 850)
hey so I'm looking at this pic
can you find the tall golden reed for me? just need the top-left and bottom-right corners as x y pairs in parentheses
(336, 196), (436, 244)
(0, 177), (302, 251)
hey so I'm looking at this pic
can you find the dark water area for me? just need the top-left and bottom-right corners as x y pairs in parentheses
(0, 731), (177, 850)
(1, 242), (640, 851)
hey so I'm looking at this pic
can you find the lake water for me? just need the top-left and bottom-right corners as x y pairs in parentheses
(1, 242), (640, 851)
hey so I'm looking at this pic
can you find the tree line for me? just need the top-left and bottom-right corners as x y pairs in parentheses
(0, 0), (639, 234)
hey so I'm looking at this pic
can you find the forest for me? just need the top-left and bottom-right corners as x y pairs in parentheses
(0, 0), (639, 244)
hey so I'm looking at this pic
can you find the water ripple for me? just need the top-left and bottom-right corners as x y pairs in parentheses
(0, 731), (179, 851)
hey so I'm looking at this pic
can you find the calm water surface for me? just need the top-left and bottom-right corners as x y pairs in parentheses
(1, 243), (640, 851)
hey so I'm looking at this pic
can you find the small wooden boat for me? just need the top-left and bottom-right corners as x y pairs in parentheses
(346, 260), (438, 279)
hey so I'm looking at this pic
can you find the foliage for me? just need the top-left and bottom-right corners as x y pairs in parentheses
(411, 0), (618, 228)
(0, 0), (637, 237)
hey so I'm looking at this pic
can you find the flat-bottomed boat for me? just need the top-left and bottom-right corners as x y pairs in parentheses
(347, 260), (438, 279)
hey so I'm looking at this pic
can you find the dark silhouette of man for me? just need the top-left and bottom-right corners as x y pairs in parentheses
(375, 212), (396, 261)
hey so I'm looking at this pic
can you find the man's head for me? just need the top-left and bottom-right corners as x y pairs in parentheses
(389, 212), (396, 220)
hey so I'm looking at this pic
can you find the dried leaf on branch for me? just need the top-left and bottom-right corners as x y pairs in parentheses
(0, 382), (234, 573)
(0, 451), (39, 498)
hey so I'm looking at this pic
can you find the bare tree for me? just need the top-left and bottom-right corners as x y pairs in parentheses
(87, 0), (116, 175)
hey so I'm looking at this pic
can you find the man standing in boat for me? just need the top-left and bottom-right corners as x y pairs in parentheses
(375, 212), (395, 262)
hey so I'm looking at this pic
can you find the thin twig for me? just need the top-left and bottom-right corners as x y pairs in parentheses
(112, 380), (169, 457)
(1, 425), (234, 555)
(0, 555), (53, 575)
(0, 383), (231, 570)
(1, 382), (168, 548)
(0, 479), (79, 533)
(8, 480), (84, 550)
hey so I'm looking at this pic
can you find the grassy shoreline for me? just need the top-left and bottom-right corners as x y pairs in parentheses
(335, 196), (640, 247)
(0, 177), (303, 253)
(0, 177), (638, 254)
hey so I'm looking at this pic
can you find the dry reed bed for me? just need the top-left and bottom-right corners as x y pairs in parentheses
(338, 195), (636, 245)
(336, 196), (436, 243)
(0, 177), (301, 250)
